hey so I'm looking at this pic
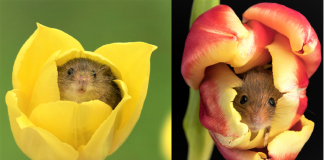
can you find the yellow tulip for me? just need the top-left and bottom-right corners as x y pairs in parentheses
(5, 23), (157, 160)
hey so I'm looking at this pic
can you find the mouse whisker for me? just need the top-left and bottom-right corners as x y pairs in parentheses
(305, 109), (316, 115)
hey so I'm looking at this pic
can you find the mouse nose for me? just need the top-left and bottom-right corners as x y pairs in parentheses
(248, 117), (263, 132)
(249, 116), (262, 128)
(250, 116), (261, 123)
(79, 76), (88, 83)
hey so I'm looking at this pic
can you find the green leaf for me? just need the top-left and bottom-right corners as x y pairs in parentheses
(189, 0), (220, 27)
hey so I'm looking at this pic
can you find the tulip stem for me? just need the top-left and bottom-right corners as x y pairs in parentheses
(184, 0), (220, 159)
(183, 88), (214, 160)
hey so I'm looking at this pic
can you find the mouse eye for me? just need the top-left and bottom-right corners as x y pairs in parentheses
(269, 98), (275, 107)
(67, 68), (74, 75)
(91, 70), (96, 78)
(240, 95), (248, 104)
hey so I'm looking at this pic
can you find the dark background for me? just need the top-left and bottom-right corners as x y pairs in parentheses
(172, 0), (323, 159)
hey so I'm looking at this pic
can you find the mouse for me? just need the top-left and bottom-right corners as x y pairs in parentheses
(232, 66), (283, 146)
(57, 58), (122, 109)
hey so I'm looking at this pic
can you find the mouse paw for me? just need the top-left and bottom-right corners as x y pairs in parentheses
(264, 132), (269, 146)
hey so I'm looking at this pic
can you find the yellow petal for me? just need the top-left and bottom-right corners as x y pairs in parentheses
(78, 80), (131, 159)
(6, 90), (79, 160)
(25, 50), (61, 117)
(94, 42), (157, 154)
(29, 100), (112, 150)
(12, 23), (84, 100)
(77, 112), (116, 160)
(94, 42), (156, 83)
(268, 115), (314, 159)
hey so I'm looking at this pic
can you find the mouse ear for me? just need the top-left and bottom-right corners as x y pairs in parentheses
(279, 91), (287, 99)
(232, 87), (239, 91)
(56, 66), (62, 71)
(99, 65), (110, 72)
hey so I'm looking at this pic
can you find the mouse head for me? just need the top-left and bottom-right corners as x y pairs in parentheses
(233, 67), (283, 132)
(57, 58), (116, 103)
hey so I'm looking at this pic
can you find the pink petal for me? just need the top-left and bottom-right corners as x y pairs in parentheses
(267, 116), (314, 160)
(211, 115), (314, 160)
(181, 5), (275, 90)
(266, 33), (309, 136)
(243, 2), (321, 77)
(199, 63), (247, 139)
(234, 20), (274, 74)
(210, 131), (267, 160)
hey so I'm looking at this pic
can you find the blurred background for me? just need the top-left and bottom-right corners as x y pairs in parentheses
(0, 0), (171, 159)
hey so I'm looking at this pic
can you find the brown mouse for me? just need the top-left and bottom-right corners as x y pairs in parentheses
(57, 58), (122, 109)
(233, 66), (283, 146)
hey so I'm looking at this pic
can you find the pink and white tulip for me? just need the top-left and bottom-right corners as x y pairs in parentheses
(181, 3), (320, 159)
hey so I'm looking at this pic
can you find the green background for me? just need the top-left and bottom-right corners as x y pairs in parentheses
(0, 0), (171, 159)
